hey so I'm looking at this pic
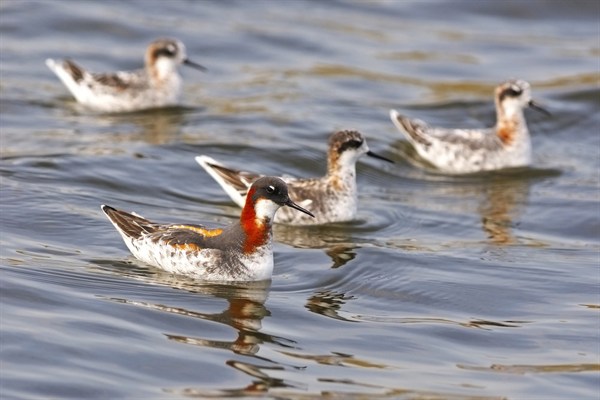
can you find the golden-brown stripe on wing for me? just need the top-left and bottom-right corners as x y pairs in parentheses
(170, 225), (223, 237)
(147, 224), (224, 251)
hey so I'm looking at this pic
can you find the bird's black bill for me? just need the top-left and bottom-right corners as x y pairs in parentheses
(285, 199), (315, 218)
(367, 151), (394, 163)
(528, 100), (551, 117)
(184, 59), (207, 72)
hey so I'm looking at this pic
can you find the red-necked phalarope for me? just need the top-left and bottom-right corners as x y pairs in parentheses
(101, 177), (314, 281)
(46, 38), (206, 112)
(195, 130), (393, 226)
(390, 79), (550, 174)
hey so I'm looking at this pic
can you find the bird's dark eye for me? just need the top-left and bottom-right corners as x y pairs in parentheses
(154, 44), (177, 59)
(505, 87), (522, 97)
(339, 139), (364, 153)
(499, 86), (523, 102)
(266, 185), (276, 194)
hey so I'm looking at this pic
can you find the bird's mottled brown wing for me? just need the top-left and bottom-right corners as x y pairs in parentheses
(63, 60), (86, 83)
(91, 69), (147, 91)
(394, 114), (433, 147)
(145, 224), (225, 251)
(102, 205), (158, 239)
(102, 205), (224, 250)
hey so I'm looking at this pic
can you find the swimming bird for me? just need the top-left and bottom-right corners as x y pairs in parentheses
(46, 38), (206, 112)
(195, 130), (393, 226)
(101, 177), (314, 281)
(389, 79), (550, 174)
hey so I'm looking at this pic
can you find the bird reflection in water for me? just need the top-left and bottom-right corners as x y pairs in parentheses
(392, 132), (560, 247)
(176, 359), (306, 397)
(477, 177), (529, 245)
(153, 281), (290, 356)
(477, 169), (559, 246)
(305, 289), (356, 322)
(104, 276), (304, 394)
(165, 296), (269, 356)
(96, 106), (192, 147)
(325, 245), (357, 269)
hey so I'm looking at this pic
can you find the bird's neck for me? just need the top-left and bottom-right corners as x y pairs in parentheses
(239, 196), (273, 255)
(327, 154), (357, 187)
(148, 59), (180, 83)
(496, 107), (527, 146)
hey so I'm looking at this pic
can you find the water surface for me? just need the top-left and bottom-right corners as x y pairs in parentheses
(1, 1), (599, 399)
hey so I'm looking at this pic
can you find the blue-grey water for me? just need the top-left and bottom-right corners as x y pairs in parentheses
(1, 1), (599, 399)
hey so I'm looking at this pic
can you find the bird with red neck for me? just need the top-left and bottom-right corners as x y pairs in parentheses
(101, 176), (313, 281)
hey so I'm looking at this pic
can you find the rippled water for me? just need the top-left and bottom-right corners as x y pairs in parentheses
(1, 0), (599, 399)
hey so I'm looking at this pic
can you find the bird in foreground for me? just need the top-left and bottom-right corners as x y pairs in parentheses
(46, 38), (206, 112)
(101, 177), (314, 281)
(195, 130), (393, 226)
(389, 79), (550, 174)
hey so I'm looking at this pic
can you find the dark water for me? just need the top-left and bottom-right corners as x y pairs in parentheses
(1, 0), (599, 399)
